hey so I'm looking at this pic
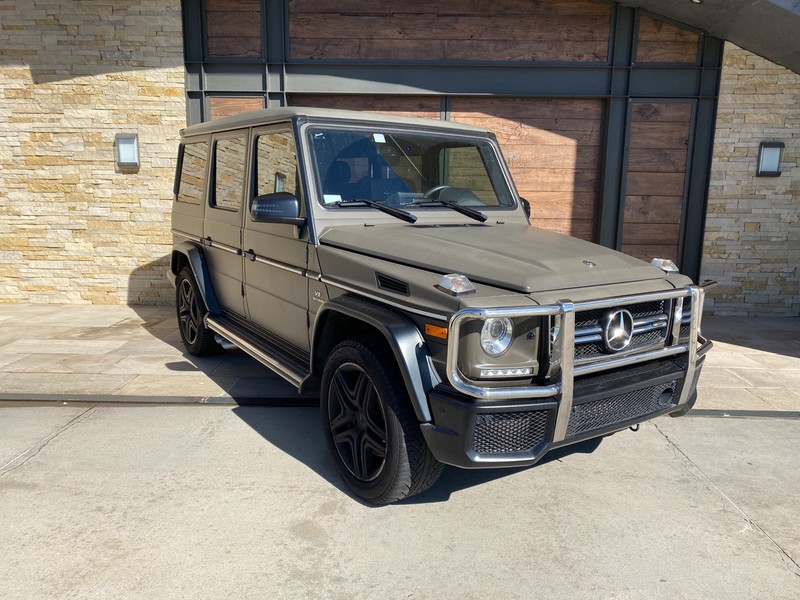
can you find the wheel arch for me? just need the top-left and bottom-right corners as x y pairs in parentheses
(170, 242), (221, 315)
(312, 295), (440, 423)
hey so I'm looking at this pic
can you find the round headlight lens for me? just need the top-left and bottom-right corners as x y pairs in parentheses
(480, 318), (513, 356)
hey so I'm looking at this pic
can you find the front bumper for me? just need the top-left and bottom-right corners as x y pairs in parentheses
(423, 284), (711, 468)
(422, 341), (710, 468)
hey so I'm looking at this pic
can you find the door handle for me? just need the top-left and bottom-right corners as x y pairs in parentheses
(244, 249), (256, 261)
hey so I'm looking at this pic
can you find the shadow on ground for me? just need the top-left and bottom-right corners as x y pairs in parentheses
(231, 403), (605, 505)
(124, 261), (609, 503)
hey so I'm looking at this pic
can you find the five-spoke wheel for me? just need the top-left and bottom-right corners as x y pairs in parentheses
(175, 267), (220, 356)
(321, 338), (443, 504)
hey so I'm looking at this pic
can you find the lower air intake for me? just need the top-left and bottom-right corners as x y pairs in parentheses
(472, 410), (549, 455)
(566, 380), (678, 437)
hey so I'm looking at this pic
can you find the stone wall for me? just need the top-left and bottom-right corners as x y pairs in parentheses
(702, 43), (799, 316)
(0, 0), (185, 304)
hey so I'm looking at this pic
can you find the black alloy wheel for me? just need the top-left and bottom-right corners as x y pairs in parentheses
(175, 267), (220, 356)
(321, 338), (443, 504)
(327, 361), (389, 483)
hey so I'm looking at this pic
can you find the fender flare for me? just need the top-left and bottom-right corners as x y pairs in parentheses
(312, 295), (440, 423)
(170, 242), (222, 315)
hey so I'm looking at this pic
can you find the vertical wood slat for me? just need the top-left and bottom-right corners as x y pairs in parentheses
(635, 15), (699, 64)
(621, 101), (692, 263)
(209, 97), (264, 120)
(206, 0), (262, 57)
(451, 97), (603, 242)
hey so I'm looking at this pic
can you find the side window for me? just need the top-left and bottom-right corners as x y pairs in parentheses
(177, 141), (208, 205)
(212, 135), (247, 210)
(255, 132), (298, 197)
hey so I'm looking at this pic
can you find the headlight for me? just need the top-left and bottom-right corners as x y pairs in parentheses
(480, 318), (513, 356)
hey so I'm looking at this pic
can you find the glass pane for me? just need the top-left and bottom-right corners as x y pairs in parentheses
(178, 141), (208, 205)
(256, 132), (298, 196)
(213, 136), (247, 210)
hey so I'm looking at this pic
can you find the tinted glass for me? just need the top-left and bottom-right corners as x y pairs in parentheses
(308, 127), (513, 208)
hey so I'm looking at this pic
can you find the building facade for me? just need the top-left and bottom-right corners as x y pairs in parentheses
(0, 1), (797, 315)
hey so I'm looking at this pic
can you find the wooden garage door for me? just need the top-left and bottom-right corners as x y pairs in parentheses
(288, 95), (442, 120)
(451, 98), (603, 241)
(621, 101), (693, 264)
(289, 0), (611, 62)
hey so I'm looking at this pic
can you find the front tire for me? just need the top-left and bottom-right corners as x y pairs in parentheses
(175, 267), (220, 356)
(321, 338), (443, 504)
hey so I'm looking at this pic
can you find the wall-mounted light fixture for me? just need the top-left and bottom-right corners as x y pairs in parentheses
(114, 133), (140, 172)
(756, 141), (784, 177)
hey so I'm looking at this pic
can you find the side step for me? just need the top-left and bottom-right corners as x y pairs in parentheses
(206, 315), (311, 390)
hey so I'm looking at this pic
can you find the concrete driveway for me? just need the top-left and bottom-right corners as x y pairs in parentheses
(1, 404), (798, 600)
(1, 305), (799, 598)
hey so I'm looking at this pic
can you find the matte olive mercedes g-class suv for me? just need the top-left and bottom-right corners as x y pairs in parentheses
(169, 107), (712, 504)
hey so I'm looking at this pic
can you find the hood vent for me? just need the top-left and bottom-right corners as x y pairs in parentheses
(376, 273), (410, 296)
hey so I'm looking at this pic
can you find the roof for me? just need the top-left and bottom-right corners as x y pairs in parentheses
(181, 106), (492, 138)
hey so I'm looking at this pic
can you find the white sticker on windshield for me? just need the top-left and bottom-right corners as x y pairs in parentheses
(373, 133), (386, 144)
(323, 194), (342, 204)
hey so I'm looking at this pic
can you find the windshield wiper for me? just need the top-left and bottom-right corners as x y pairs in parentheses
(407, 199), (487, 223)
(333, 199), (417, 224)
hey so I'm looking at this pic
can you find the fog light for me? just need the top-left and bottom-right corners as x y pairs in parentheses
(480, 367), (532, 378)
(481, 317), (513, 356)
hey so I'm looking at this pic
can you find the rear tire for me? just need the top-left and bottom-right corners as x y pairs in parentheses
(321, 338), (443, 504)
(175, 267), (221, 356)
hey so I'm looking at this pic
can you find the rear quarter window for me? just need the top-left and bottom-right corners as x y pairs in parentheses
(176, 141), (208, 205)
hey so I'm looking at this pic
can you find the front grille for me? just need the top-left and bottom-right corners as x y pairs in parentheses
(472, 410), (549, 455)
(575, 300), (666, 329)
(566, 380), (678, 437)
(573, 299), (670, 362)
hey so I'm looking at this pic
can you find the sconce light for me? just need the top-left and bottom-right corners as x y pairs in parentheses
(115, 133), (140, 172)
(756, 141), (783, 177)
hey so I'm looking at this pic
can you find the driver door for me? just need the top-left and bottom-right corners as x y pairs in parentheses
(242, 127), (310, 353)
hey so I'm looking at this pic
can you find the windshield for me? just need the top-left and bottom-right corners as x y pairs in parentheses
(307, 126), (515, 209)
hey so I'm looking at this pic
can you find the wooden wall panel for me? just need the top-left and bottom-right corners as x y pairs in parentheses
(451, 97), (603, 241)
(621, 101), (692, 263)
(635, 15), (699, 63)
(289, 0), (611, 62)
(209, 96), (264, 120)
(206, 0), (261, 57)
(288, 95), (442, 120)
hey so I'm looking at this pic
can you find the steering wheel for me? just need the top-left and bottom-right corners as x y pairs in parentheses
(422, 184), (453, 199)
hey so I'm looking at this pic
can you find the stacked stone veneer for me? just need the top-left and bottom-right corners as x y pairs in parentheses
(0, 0), (185, 304)
(701, 43), (799, 316)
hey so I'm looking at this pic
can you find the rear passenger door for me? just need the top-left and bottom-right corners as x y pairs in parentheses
(203, 132), (248, 317)
(242, 127), (309, 353)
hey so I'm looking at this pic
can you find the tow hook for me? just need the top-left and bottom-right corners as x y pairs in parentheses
(629, 424), (640, 432)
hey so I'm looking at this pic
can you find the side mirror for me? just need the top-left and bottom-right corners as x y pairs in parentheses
(251, 192), (306, 227)
(520, 197), (532, 220)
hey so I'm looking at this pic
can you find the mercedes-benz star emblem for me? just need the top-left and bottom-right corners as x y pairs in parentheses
(601, 309), (634, 353)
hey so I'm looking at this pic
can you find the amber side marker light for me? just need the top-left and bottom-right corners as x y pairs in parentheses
(425, 324), (448, 340)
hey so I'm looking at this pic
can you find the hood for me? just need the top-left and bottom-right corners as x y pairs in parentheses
(318, 223), (667, 294)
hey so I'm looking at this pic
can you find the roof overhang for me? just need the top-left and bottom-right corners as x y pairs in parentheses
(618, 0), (800, 73)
